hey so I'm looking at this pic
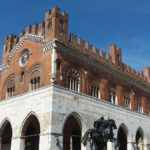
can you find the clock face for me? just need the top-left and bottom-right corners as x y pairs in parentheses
(19, 49), (30, 67)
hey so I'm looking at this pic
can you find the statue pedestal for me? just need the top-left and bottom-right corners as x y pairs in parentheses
(127, 142), (135, 150)
(93, 145), (97, 150)
(107, 141), (113, 150)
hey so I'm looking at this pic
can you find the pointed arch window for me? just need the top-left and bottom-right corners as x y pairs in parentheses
(66, 69), (80, 92)
(137, 102), (143, 113)
(29, 69), (41, 91)
(90, 86), (99, 98)
(124, 98), (131, 109)
(30, 77), (40, 91)
(109, 90), (117, 105)
(90, 79), (100, 99)
(56, 59), (61, 71)
(6, 80), (15, 98)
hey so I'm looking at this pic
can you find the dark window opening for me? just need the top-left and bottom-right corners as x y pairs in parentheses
(63, 116), (81, 150)
(117, 127), (127, 150)
(1, 122), (12, 150)
(48, 20), (52, 28)
(22, 115), (40, 150)
(57, 61), (61, 71)
(90, 86), (99, 98)
(30, 77), (40, 91)
(59, 19), (63, 29)
(20, 71), (25, 82)
(7, 86), (15, 98)
(67, 77), (79, 92)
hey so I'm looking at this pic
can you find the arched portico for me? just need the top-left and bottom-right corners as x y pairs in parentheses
(0, 119), (12, 150)
(136, 127), (144, 150)
(63, 113), (82, 150)
(21, 114), (40, 150)
(117, 124), (128, 150)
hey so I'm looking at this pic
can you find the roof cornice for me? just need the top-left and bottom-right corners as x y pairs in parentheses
(45, 40), (150, 94)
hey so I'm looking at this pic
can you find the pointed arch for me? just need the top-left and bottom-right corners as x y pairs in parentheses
(136, 127), (144, 140)
(62, 112), (83, 133)
(117, 123), (129, 137)
(65, 66), (82, 92)
(117, 123), (128, 150)
(136, 127), (144, 150)
(20, 112), (40, 150)
(26, 64), (43, 91)
(2, 74), (16, 99)
(62, 112), (82, 150)
(0, 118), (12, 150)
(20, 112), (40, 136)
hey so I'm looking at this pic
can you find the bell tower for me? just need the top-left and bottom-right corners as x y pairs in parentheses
(45, 6), (69, 44)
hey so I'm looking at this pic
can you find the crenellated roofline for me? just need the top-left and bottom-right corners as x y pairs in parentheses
(8, 34), (44, 60)
(44, 40), (150, 94)
(0, 6), (150, 95)
(0, 33), (150, 94)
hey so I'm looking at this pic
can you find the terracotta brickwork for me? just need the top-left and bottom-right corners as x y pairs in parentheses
(0, 6), (150, 115)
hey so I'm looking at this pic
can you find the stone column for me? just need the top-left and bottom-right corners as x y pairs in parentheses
(39, 134), (51, 150)
(51, 46), (57, 83)
(11, 138), (23, 150)
(107, 140), (114, 150)
(127, 134), (137, 150)
(127, 142), (135, 150)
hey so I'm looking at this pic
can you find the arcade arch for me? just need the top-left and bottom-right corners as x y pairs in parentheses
(63, 114), (82, 150)
(21, 114), (40, 150)
(0, 120), (12, 150)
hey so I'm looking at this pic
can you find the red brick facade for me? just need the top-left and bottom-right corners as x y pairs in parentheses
(0, 6), (150, 115)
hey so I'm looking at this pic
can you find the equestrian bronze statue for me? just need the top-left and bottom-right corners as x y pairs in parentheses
(82, 117), (118, 150)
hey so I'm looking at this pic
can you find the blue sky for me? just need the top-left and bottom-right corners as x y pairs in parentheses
(0, 0), (150, 72)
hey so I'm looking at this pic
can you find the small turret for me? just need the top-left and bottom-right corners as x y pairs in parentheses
(144, 67), (150, 83)
(1, 34), (19, 64)
(109, 45), (122, 66)
(45, 6), (69, 43)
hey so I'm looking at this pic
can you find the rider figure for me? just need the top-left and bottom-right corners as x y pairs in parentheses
(93, 116), (104, 132)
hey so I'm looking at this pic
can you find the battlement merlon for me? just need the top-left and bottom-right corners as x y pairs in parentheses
(1, 6), (150, 86)
(2, 34), (19, 64)
(144, 67), (150, 83)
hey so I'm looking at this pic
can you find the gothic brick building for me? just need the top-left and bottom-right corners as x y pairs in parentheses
(0, 6), (150, 150)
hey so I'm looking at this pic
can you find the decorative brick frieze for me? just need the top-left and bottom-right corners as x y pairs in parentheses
(8, 34), (44, 60)
(0, 63), (9, 71)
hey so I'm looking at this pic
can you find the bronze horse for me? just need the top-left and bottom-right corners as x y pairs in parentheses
(82, 118), (118, 150)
